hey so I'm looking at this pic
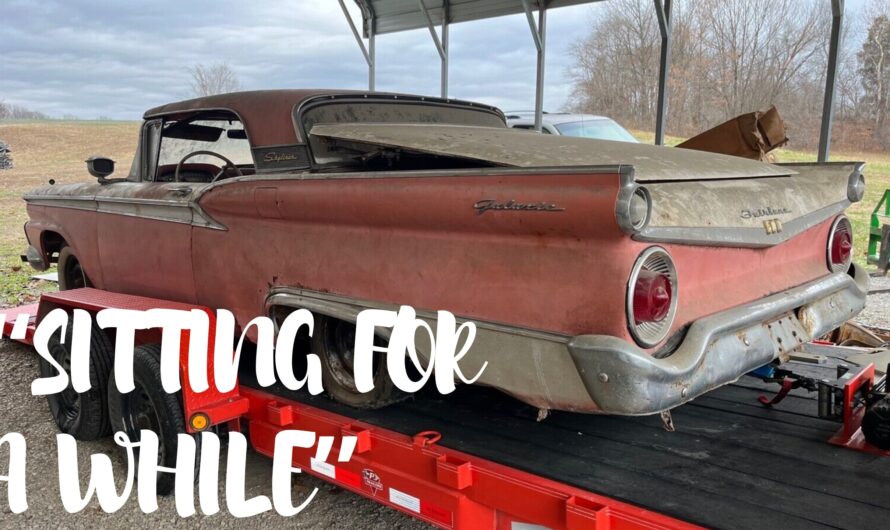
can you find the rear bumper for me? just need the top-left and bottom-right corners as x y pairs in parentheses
(568, 264), (869, 415)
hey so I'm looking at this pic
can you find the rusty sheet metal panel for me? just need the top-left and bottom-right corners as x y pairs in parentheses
(309, 122), (792, 181)
(676, 106), (789, 161)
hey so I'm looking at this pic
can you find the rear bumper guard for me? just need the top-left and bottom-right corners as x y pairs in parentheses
(568, 264), (869, 415)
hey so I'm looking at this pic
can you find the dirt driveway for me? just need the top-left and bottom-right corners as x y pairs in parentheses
(0, 339), (430, 529)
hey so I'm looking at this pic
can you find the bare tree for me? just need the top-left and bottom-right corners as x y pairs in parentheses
(859, 10), (890, 144)
(568, 0), (834, 146)
(2, 103), (48, 120)
(189, 63), (241, 97)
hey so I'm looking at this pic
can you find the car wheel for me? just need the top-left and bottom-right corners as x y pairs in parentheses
(108, 344), (200, 496)
(313, 316), (404, 409)
(57, 246), (93, 290)
(39, 318), (114, 440)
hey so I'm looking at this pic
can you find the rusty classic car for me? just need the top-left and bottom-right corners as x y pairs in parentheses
(22, 89), (868, 415)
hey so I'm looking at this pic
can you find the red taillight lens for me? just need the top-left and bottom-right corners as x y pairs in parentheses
(827, 216), (853, 272)
(831, 230), (852, 265)
(633, 269), (672, 324)
(627, 247), (677, 347)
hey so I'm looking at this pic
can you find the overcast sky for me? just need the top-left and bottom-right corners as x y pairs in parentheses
(0, 0), (869, 121)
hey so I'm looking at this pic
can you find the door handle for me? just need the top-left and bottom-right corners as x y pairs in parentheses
(169, 186), (191, 197)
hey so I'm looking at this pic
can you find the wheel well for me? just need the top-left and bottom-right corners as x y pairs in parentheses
(41, 231), (67, 262)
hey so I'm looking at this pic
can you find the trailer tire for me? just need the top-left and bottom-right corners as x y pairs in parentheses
(39, 318), (114, 440)
(108, 344), (200, 496)
(313, 316), (404, 409)
(58, 246), (93, 291)
(863, 395), (890, 450)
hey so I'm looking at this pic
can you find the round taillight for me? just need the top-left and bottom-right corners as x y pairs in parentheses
(627, 247), (678, 347)
(827, 216), (853, 273)
(633, 270), (672, 324)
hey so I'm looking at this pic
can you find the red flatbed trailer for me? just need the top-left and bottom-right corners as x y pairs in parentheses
(3, 288), (890, 529)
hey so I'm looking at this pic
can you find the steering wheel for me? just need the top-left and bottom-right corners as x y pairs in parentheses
(174, 150), (243, 183)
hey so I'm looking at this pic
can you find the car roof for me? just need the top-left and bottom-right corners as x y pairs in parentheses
(144, 89), (351, 146)
(143, 89), (501, 147)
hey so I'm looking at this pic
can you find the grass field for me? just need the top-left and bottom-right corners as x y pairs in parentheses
(0, 121), (139, 305)
(0, 121), (887, 304)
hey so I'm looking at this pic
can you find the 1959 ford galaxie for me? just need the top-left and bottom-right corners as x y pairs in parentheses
(22, 89), (868, 415)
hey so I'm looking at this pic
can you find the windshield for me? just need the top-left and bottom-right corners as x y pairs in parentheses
(157, 119), (253, 167)
(554, 119), (638, 143)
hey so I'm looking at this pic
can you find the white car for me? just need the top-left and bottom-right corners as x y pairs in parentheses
(506, 112), (639, 143)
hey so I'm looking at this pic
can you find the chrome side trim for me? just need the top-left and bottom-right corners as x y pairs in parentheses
(634, 200), (849, 247)
(23, 195), (226, 230)
(23, 197), (96, 211)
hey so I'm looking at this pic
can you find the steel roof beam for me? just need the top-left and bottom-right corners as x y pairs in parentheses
(654, 0), (672, 146)
(419, 0), (450, 97)
(522, 0), (548, 132)
(818, 0), (844, 163)
(340, 0), (376, 91)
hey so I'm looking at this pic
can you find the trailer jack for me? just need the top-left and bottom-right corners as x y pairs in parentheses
(753, 361), (890, 453)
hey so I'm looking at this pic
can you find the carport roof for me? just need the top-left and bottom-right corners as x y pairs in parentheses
(353, 0), (601, 35)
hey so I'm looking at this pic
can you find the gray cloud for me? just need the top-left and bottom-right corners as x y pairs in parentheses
(1, 0), (595, 119)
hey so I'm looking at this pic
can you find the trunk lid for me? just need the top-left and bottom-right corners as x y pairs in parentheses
(308, 122), (790, 181)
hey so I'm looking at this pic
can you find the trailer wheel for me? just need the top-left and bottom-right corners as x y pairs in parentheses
(39, 319), (114, 440)
(58, 246), (93, 291)
(862, 395), (890, 450)
(108, 344), (199, 496)
(313, 316), (404, 409)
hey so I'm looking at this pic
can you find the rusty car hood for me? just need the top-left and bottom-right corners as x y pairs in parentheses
(309, 123), (793, 181)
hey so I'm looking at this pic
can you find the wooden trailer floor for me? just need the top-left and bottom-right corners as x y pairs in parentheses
(242, 355), (890, 530)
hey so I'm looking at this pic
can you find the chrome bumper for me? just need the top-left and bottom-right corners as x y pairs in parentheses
(567, 264), (869, 415)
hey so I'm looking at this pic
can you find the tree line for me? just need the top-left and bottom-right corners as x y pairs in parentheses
(568, 0), (890, 151)
(0, 101), (48, 120)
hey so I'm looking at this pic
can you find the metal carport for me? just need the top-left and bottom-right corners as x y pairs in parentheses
(339, 0), (845, 162)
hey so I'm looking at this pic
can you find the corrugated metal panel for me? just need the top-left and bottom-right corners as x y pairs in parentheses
(354, 0), (602, 35)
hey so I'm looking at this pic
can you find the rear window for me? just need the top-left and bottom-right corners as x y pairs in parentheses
(300, 98), (505, 166)
(554, 119), (638, 143)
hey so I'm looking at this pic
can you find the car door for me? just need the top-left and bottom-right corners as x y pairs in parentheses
(95, 119), (204, 303)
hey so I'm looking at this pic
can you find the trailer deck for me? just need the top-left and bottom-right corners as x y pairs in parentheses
(242, 360), (890, 530)
(5, 292), (890, 529)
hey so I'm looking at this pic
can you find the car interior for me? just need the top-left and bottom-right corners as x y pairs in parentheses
(152, 112), (256, 183)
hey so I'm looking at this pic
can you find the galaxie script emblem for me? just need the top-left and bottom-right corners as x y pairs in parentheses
(740, 206), (791, 219)
(474, 199), (566, 214)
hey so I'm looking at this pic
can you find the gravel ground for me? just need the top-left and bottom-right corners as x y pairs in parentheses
(852, 274), (890, 330)
(0, 339), (431, 529)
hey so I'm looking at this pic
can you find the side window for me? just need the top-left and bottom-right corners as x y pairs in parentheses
(150, 115), (254, 182)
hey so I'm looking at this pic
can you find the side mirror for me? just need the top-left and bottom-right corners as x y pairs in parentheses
(86, 156), (115, 181)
